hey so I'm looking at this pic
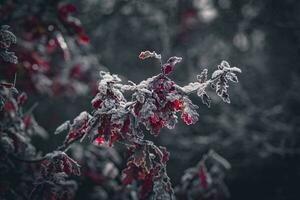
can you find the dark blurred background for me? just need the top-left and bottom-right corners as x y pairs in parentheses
(2, 0), (300, 199)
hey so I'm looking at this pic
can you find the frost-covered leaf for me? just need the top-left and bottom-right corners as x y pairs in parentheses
(0, 25), (17, 48)
(163, 56), (182, 74)
(197, 69), (208, 83)
(0, 25), (17, 63)
(181, 82), (201, 93)
(91, 94), (102, 109)
(216, 75), (230, 103)
(221, 91), (230, 103)
(0, 51), (18, 64)
(200, 92), (211, 108)
(226, 72), (239, 83)
(181, 97), (199, 125)
(139, 50), (161, 60)
(211, 69), (223, 79)
(220, 60), (230, 69)
(55, 121), (71, 135)
(139, 98), (157, 120)
(230, 66), (242, 73)
(45, 151), (81, 176)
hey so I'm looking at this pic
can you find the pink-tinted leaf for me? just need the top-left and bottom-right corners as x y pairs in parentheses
(199, 165), (208, 190)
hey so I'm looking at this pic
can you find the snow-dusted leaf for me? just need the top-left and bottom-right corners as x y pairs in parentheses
(226, 72), (239, 83)
(0, 25), (17, 47)
(230, 66), (242, 73)
(216, 76), (228, 96)
(200, 92), (211, 108)
(181, 97), (199, 125)
(0, 51), (18, 64)
(221, 92), (230, 103)
(181, 82), (201, 93)
(55, 120), (71, 135)
(197, 69), (208, 83)
(139, 50), (161, 60)
(220, 60), (230, 69)
(211, 70), (223, 79)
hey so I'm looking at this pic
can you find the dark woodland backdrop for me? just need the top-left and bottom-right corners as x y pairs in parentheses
(1, 0), (300, 200)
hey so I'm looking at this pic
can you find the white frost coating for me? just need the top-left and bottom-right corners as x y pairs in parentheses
(119, 84), (136, 91)
(211, 70), (223, 79)
(139, 98), (157, 119)
(139, 75), (159, 87)
(139, 88), (152, 94)
(99, 71), (121, 83)
(197, 87), (205, 97)
(221, 60), (230, 68)
(180, 82), (201, 93)
(98, 82), (108, 95)
(140, 51), (162, 60)
(226, 72), (239, 83)
(56, 33), (68, 51)
(54, 120), (70, 135)
(166, 93), (180, 102)
(111, 87), (125, 100)
(100, 99), (117, 111)
(72, 111), (90, 128)
(135, 92), (145, 103)
(220, 60), (242, 73)
(180, 81), (209, 94)
(98, 71), (123, 95)
(230, 67), (242, 73)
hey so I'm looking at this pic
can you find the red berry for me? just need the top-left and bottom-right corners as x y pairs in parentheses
(95, 137), (104, 145)
(182, 113), (192, 125)
(78, 33), (90, 44)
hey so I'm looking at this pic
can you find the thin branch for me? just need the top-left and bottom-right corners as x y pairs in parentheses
(9, 153), (47, 163)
